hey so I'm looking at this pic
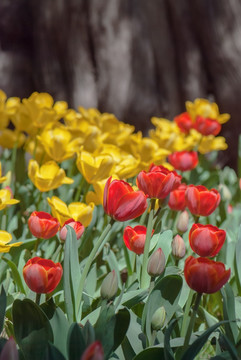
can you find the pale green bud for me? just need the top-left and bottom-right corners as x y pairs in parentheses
(151, 306), (166, 330)
(176, 210), (189, 234)
(100, 270), (118, 300)
(147, 248), (165, 277)
(172, 234), (186, 259)
(218, 184), (232, 201)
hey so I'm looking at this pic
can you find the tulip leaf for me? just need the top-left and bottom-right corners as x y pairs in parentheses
(218, 333), (239, 360)
(164, 319), (177, 360)
(221, 284), (239, 344)
(0, 287), (6, 334)
(132, 347), (165, 360)
(67, 323), (86, 360)
(235, 225), (241, 293)
(2, 257), (26, 294)
(142, 274), (183, 345)
(12, 299), (53, 360)
(45, 343), (66, 360)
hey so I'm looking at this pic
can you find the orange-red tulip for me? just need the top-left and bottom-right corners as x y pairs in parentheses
(23, 257), (63, 294)
(59, 218), (85, 242)
(28, 211), (60, 239)
(103, 177), (147, 221)
(168, 183), (187, 211)
(168, 151), (198, 172)
(189, 223), (226, 257)
(174, 112), (193, 134)
(81, 341), (104, 360)
(184, 256), (230, 294)
(185, 185), (220, 216)
(194, 115), (221, 136)
(136, 164), (181, 199)
(123, 225), (154, 255)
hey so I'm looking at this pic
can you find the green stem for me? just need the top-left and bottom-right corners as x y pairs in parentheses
(183, 292), (202, 350)
(74, 176), (86, 202)
(35, 293), (41, 305)
(76, 218), (114, 319)
(33, 238), (41, 256)
(10, 135), (19, 190)
(180, 289), (194, 337)
(123, 246), (133, 276)
(140, 199), (156, 289)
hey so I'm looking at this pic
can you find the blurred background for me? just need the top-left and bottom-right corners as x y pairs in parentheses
(1, 0), (241, 168)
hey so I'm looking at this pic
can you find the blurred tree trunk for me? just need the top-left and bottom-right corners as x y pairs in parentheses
(1, 0), (241, 167)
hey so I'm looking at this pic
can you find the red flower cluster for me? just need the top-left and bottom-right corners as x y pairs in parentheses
(174, 112), (221, 136)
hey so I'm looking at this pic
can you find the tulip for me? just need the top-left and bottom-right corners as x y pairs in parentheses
(198, 135), (228, 154)
(0, 230), (22, 252)
(28, 160), (74, 192)
(59, 218), (85, 242)
(168, 151), (198, 172)
(176, 210), (189, 234)
(103, 177), (147, 222)
(0, 188), (20, 211)
(147, 248), (166, 277)
(0, 337), (19, 360)
(81, 341), (104, 360)
(151, 307), (166, 331)
(28, 211), (60, 239)
(100, 270), (118, 300)
(123, 225), (153, 255)
(174, 112), (193, 134)
(189, 223), (226, 257)
(168, 184), (187, 211)
(0, 162), (7, 184)
(184, 256), (230, 294)
(194, 115), (221, 136)
(185, 185), (221, 216)
(23, 257), (63, 294)
(136, 164), (181, 200)
(172, 234), (186, 259)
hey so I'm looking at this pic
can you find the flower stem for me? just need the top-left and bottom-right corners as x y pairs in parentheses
(140, 199), (156, 289)
(35, 293), (41, 305)
(76, 218), (114, 319)
(183, 292), (202, 350)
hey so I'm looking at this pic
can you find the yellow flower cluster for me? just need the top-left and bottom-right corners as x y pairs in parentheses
(0, 91), (230, 225)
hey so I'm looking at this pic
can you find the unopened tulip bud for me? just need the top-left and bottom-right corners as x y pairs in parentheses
(81, 341), (104, 360)
(151, 306), (166, 330)
(59, 219), (84, 242)
(100, 270), (118, 300)
(176, 210), (189, 234)
(218, 184), (231, 201)
(147, 248), (165, 277)
(172, 234), (186, 259)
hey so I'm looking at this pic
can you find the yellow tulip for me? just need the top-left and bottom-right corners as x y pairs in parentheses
(86, 180), (107, 206)
(0, 188), (20, 211)
(0, 230), (22, 252)
(0, 163), (7, 184)
(28, 160), (74, 192)
(185, 98), (230, 124)
(0, 90), (20, 130)
(0, 129), (25, 149)
(198, 136), (228, 154)
(76, 148), (114, 183)
(37, 123), (81, 162)
(47, 196), (95, 227)
(25, 137), (51, 164)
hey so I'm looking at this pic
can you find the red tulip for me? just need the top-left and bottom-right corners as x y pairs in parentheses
(103, 177), (147, 221)
(185, 185), (221, 216)
(28, 211), (60, 239)
(168, 183), (187, 211)
(168, 151), (198, 172)
(189, 223), (226, 257)
(136, 164), (181, 199)
(174, 112), (193, 134)
(123, 225), (154, 255)
(184, 256), (230, 294)
(23, 257), (63, 294)
(81, 341), (104, 360)
(59, 218), (85, 242)
(194, 115), (221, 136)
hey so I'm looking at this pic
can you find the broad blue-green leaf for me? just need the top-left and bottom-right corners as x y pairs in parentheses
(133, 347), (164, 360)
(221, 284), (239, 344)
(67, 323), (86, 360)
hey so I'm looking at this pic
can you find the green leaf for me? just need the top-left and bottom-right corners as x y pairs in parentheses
(2, 257), (26, 294)
(133, 347), (165, 360)
(122, 290), (148, 309)
(218, 334), (239, 360)
(45, 343), (66, 360)
(0, 287), (6, 334)
(95, 302), (116, 358)
(67, 323), (86, 360)
(114, 308), (130, 351)
(142, 275), (183, 344)
(221, 284), (239, 344)
(12, 299), (53, 360)
(164, 319), (176, 360)
(235, 225), (241, 293)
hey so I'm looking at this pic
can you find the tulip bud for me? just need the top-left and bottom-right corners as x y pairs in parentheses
(172, 234), (186, 259)
(59, 219), (84, 242)
(147, 248), (165, 277)
(151, 306), (166, 330)
(176, 210), (189, 234)
(100, 270), (118, 300)
(218, 184), (232, 201)
(81, 341), (104, 360)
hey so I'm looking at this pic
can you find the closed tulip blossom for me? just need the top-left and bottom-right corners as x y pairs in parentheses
(189, 223), (226, 257)
(103, 177), (147, 221)
(174, 112), (193, 134)
(23, 257), (63, 294)
(185, 185), (221, 217)
(81, 341), (104, 360)
(59, 218), (85, 242)
(136, 164), (181, 199)
(168, 183), (187, 211)
(123, 225), (154, 255)
(28, 211), (60, 239)
(168, 151), (198, 172)
(184, 256), (230, 294)
(194, 115), (221, 136)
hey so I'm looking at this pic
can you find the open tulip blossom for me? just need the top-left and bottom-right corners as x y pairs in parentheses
(185, 185), (221, 217)
(123, 225), (154, 255)
(28, 211), (60, 239)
